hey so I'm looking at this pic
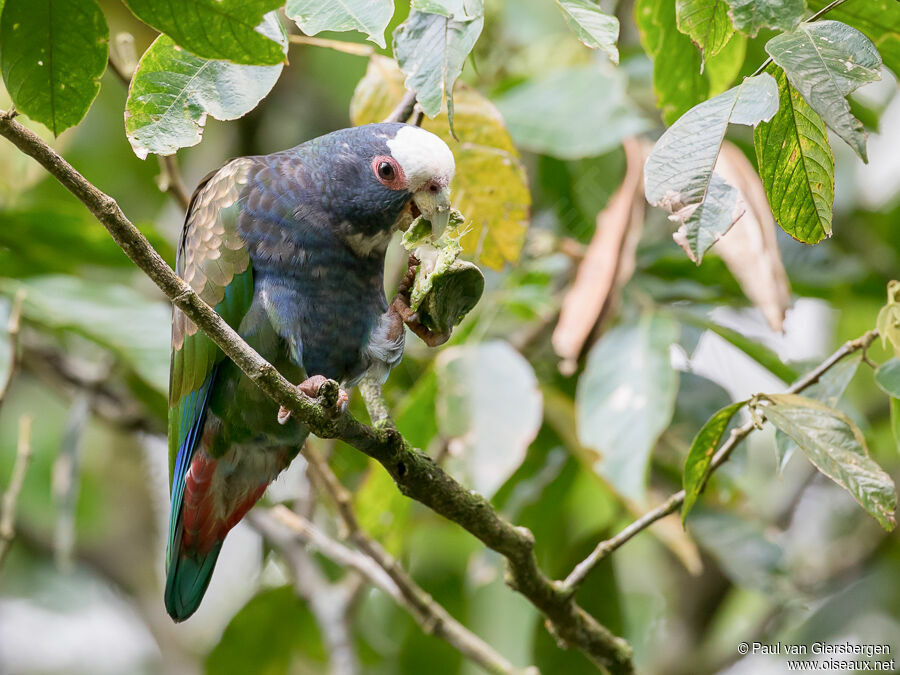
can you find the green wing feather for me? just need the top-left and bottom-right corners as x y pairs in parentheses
(167, 158), (256, 562)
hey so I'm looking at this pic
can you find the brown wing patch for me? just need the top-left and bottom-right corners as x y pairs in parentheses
(173, 158), (255, 349)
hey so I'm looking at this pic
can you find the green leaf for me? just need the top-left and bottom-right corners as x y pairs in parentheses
(891, 398), (900, 456)
(576, 314), (680, 503)
(635, 0), (708, 126)
(392, 0), (483, 126)
(876, 281), (900, 359)
(0, 0), (108, 135)
(493, 66), (650, 160)
(682, 400), (746, 522)
(286, 0), (394, 49)
(435, 340), (543, 497)
(763, 393), (897, 531)
(725, 0), (806, 37)
(706, 30), (747, 95)
(673, 308), (800, 382)
(808, 0), (900, 77)
(124, 14), (285, 159)
(555, 0), (619, 64)
(644, 73), (779, 263)
(122, 0), (284, 66)
(754, 67), (834, 244)
(875, 358), (900, 398)
(206, 586), (325, 674)
(775, 352), (861, 472)
(0, 298), (12, 390)
(765, 20), (882, 162)
(676, 0), (734, 60)
(0, 275), (170, 396)
(351, 56), (530, 269)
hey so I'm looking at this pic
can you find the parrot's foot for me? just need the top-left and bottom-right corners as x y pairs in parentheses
(277, 375), (350, 424)
(390, 254), (452, 348)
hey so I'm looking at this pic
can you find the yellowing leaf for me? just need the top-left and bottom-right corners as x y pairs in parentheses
(877, 280), (900, 359)
(350, 55), (530, 269)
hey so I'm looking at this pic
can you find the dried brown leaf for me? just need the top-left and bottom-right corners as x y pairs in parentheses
(552, 137), (649, 365)
(712, 142), (791, 332)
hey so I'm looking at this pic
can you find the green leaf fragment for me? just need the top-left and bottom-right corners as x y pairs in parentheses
(0, 0), (108, 135)
(124, 14), (285, 158)
(285, 0), (394, 49)
(555, 0), (620, 64)
(402, 211), (484, 334)
(726, 0), (806, 37)
(765, 20), (882, 162)
(762, 394), (897, 531)
(675, 0), (734, 60)
(682, 400), (747, 522)
(754, 67), (834, 244)
(122, 0), (284, 66)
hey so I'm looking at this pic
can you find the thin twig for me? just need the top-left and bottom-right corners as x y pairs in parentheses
(157, 155), (191, 212)
(0, 289), (25, 406)
(0, 415), (34, 568)
(561, 330), (880, 592)
(384, 90), (418, 124)
(288, 34), (375, 57)
(301, 444), (530, 675)
(271, 520), (362, 675)
(0, 108), (633, 674)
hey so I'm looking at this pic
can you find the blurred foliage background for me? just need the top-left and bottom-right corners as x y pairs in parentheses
(1, 0), (899, 673)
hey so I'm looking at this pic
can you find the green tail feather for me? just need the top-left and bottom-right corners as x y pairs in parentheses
(164, 543), (223, 622)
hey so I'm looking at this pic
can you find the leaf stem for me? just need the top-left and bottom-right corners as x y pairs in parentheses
(288, 35), (375, 57)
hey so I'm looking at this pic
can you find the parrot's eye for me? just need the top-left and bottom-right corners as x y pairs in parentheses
(377, 162), (394, 180)
(371, 155), (405, 190)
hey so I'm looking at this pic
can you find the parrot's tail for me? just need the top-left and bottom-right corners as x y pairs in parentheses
(164, 542), (222, 622)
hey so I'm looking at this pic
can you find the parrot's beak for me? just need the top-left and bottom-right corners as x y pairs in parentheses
(413, 185), (452, 238)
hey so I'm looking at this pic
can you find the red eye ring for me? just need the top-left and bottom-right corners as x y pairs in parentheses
(372, 155), (406, 190)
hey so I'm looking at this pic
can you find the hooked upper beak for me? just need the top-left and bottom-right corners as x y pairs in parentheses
(412, 184), (452, 238)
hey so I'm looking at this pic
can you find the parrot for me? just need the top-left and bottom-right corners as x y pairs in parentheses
(165, 122), (455, 622)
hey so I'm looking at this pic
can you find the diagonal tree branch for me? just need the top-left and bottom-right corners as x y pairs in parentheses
(0, 108), (634, 673)
(561, 329), (880, 593)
